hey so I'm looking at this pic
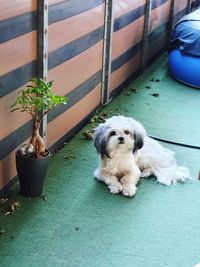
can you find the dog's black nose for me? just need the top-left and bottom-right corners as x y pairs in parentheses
(118, 137), (124, 142)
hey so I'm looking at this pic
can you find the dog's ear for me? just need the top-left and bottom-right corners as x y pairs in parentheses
(126, 117), (146, 154)
(133, 132), (144, 154)
(93, 124), (110, 158)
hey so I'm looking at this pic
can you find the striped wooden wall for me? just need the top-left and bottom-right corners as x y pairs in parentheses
(0, 0), (37, 191)
(147, 0), (172, 62)
(0, 0), (194, 193)
(0, 0), (105, 192)
(110, 0), (145, 94)
(47, 0), (105, 148)
(173, 0), (188, 24)
(110, 0), (190, 96)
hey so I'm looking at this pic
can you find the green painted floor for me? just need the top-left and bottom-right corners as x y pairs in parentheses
(1, 55), (200, 267)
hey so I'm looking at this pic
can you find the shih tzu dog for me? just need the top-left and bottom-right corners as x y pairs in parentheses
(93, 116), (190, 197)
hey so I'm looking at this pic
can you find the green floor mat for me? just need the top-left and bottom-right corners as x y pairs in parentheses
(1, 54), (200, 267)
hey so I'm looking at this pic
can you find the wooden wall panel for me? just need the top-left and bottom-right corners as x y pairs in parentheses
(110, 53), (141, 93)
(112, 17), (144, 60)
(150, 1), (171, 33)
(47, 85), (101, 147)
(47, 2), (105, 148)
(48, 4), (105, 53)
(49, 41), (103, 96)
(113, 0), (144, 19)
(0, 83), (31, 141)
(110, 0), (145, 95)
(0, 0), (36, 20)
(174, 0), (188, 15)
(0, 32), (37, 76)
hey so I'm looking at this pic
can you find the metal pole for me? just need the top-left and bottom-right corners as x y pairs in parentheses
(101, 0), (113, 104)
(187, 0), (192, 13)
(141, 0), (152, 72)
(167, 0), (175, 45)
(37, 0), (48, 141)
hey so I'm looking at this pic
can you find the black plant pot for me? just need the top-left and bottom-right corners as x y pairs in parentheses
(16, 150), (51, 197)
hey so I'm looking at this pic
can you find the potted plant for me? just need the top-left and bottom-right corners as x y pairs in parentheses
(10, 78), (68, 197)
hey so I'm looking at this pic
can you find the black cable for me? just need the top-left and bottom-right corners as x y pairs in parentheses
(149, 135), (200, 150)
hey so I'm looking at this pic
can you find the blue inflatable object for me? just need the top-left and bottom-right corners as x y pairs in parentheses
(168, 9), (200, 88)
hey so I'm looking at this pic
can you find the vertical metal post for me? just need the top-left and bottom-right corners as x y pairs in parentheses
(141, 0), (152, 72)
(168, 0), (175, 45)
(187, 0), (192, 13)
(101, 0), (114, 104)
(37, 0), (48, 141)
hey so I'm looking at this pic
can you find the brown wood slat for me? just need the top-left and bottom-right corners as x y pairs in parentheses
(48, 4), (105, 53)
(174, 0), (187, 14)
(48, 41), (103, 96)
(47, 84), (101, 147)
(150, 1), (171, 33)
(112, 16), (144, 60)
(113, 0), (145, 19)
(0, 31), (37, 76)
(110, 53), (141, 92)
(0, 0), (36, 21)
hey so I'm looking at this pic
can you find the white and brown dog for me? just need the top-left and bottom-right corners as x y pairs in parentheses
(93, 116), (190, 197)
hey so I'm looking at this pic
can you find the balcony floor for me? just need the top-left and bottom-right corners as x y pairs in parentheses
(1, 54), (200, 267)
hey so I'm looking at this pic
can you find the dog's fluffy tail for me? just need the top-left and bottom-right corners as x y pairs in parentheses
(153, 165), (191, 186)
(138, 137), (191, 186)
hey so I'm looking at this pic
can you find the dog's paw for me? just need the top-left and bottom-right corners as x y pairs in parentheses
(122, 184), (137, 197)
(108, 182), (123, 194)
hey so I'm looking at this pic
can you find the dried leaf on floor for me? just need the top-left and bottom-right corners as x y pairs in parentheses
(0, 228), (7, 234)
(64, 155), (76, 160)
(129, 87), (138, 93)
(82, 130), (93, 140)
(5, 211), (12, 216)
(0, 198), (8, 205)
(10, 202), (21, 212)
(149, 93), (159, 97)
(4, 201), (21, 216)
(41, 195), (47, 202)
(90, 114), (106, 124)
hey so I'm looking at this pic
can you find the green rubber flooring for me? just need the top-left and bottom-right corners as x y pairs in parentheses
(1, 55), (200, 267)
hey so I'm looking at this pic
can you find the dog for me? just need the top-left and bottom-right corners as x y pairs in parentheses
(93, 116), (190, 197)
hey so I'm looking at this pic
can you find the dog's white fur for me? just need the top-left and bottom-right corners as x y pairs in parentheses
(93, 116), (190, 197)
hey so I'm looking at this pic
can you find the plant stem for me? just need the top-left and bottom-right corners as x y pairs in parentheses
(30, 120), (46, 157)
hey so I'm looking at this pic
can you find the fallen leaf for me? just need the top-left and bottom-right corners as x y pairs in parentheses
(149, 93), (159, 97)
(82, 130), (93, 140)
(5, 211), (12, 216)
(0, 198), (8, 205)
(64, 155), (76, 160)
(41, 195), (47, 202)
(129, 87), (138, 93)
(0, 228), (7, 234)
(123, 92), (131, 96)
(10, 202), (21, 212)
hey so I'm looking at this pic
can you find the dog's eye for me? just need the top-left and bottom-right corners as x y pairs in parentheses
(124, 130), (130, 135)
(110, 131), (116, 136)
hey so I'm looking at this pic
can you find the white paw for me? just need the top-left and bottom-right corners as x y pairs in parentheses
(108, 182), (123, 194)
(122, 184), (137, 197)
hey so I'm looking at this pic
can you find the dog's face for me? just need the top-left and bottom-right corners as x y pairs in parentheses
(106, 127), (136, 153)
(93, 116), (146, 158)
